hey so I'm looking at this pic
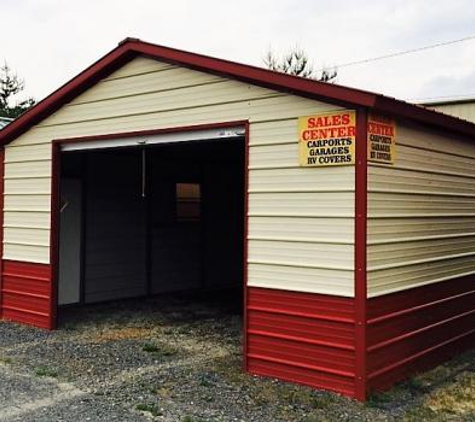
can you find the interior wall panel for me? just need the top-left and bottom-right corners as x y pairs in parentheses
(84, 152), (147, 303)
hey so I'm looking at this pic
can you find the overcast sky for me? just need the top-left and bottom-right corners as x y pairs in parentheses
(2, 0), (475, 104)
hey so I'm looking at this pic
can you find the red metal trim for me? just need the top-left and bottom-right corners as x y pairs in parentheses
(354, 108), (368, 401)
(243, 120), (250, 372)
(0, 148), (4, 320)
(2, 39), (475, 146)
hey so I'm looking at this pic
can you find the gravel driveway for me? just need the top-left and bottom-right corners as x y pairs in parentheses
(0, 293), (474, 422)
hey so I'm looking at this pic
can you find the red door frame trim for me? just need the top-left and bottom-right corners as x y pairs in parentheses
(0, 148), (4, 320)
(49, 119), (250, 335)
(354, 108), (368, 401)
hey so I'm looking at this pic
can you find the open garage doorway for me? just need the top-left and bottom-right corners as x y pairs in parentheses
(55, 128), (246, 325)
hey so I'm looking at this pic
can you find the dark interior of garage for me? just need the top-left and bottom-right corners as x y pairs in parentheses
(56, 138), (245, 317)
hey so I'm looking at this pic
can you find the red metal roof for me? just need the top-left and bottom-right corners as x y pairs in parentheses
(2, 37), (475, 144)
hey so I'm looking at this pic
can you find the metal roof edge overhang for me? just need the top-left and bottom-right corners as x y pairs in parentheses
(2, 37), (475, 145)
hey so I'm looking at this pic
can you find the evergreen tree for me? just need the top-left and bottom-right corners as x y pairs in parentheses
(0, 62), (35, 119)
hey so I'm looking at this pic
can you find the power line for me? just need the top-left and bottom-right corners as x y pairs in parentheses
(321, 34), (475, 71)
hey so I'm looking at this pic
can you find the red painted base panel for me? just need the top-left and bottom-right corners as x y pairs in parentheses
(245, 287), (357, 398)
(1, 260), (53, 329)
(367, 276), (475, 394)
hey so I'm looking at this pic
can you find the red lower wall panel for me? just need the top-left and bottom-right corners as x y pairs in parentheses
(1, 260), (53, 329)
(367, 276), (475, 393)
(246, 287), (357, 397)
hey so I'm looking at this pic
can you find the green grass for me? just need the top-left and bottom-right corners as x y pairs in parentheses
(0, 356), (13, 364)
(34, 366), (58, 378)
(135, 403), (163, 417)
(142, 342), (178, 358)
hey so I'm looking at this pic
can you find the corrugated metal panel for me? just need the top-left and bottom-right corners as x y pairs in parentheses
(4, 144), (52, 162)
(4, 211), (50, 229)
(42, 81), (283, 126)
(4, 194), (50, 212)
(366, 276), (475, 393)
(4, 227), (50, 246)
(368, 216), (475, 242)
(4, 160), (51, 178)
(248, 216), (354, 244)
(396, 124), (475, 158)
(101, 57), (174, 80)
(1, 260), (52, 328)
(3, 56), (355, 297)
(3, 244), (50, 264)
(428, 102), (475, 124)
(249, 192), (354, 217)
(368, 236), (475, 269)
(247, 287), (356, 397)
(4, 178), (51, 195)
(248, 240), (353, 270)
(247, 263), (354, 297)
(368, 122), (475, 296)
(369, 165), (475, 195)
(249, 168), (353, 192)
(369, 192), (475, 217)
(72, 66), (222, 104)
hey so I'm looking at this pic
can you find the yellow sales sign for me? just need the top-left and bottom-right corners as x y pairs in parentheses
(367, 113), (396, 164)
(298, 110), (356, 167)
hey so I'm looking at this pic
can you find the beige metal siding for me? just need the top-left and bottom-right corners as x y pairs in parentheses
(427, 101), (475, 124)
(4, 57), (355, 296)
(367, 123), (475, 297)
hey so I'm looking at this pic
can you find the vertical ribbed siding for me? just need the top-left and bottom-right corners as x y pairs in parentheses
(366, 277), (475, 392)
(3, 56), (356, 298)
(247, 287), (356, 397)
(367, 123), (475, 296)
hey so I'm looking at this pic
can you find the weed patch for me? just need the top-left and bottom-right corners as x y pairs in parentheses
(34, 366), (58, 378)
(135, 403), (163, 417)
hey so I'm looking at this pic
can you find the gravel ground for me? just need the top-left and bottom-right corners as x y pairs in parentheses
(0, 292), (474, 422)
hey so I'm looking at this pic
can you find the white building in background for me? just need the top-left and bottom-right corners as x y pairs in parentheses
(423, 97), (475, 123)
(0, 117), (13, 130)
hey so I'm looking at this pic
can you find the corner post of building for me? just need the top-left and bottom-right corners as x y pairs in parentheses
(354, 107), (368, 401)
(0, 147), (4, 321)
(242, 120), (250, 372)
